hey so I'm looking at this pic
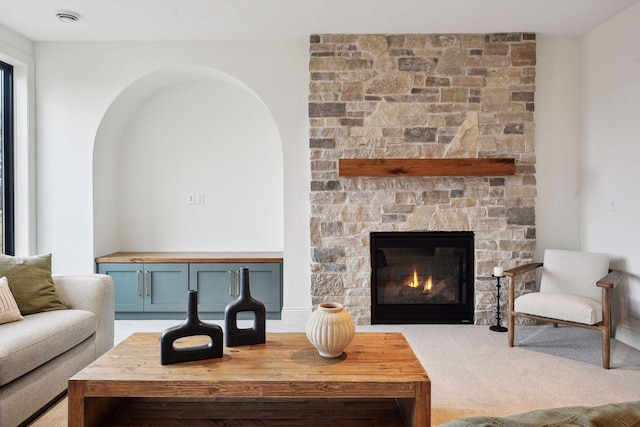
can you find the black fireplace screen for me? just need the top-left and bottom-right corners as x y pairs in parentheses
(371, 231), (474, 324)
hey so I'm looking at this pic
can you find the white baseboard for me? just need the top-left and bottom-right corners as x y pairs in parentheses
(614, 321), (640, 351)
(280, 307), (311, 323)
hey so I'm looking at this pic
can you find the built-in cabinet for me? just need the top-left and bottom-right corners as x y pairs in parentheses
(189, 263), (281, 313)
(96, 252), (283, 320)
(97, 263), (189, 313)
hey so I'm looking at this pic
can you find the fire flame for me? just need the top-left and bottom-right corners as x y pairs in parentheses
(423, 275), (433, 293)
(408, 270), (420, 288)
(407, 270), (433, 293)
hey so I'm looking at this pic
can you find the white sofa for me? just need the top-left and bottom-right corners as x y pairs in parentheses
(0, 274), (114, 426)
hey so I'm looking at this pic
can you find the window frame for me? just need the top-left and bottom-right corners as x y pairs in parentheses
(1, 60), (15, 255)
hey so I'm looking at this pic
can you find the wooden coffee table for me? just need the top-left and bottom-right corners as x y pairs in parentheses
(68, 332), (430, 426)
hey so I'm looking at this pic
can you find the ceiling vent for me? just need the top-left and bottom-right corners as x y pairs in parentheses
(55, 10), (80, 23)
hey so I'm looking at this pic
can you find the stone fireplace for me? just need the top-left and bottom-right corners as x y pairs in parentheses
(371, 231), (474, 324)
(309, 33), (537, 325)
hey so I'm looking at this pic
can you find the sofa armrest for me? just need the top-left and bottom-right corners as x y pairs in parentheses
(52, 274), (115, 358)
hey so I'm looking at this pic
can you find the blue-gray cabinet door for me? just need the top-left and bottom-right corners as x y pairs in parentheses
(189, 263), (236, 312)
(143, 263), (189, 312)
(189, 263), (281, 314)
(241, 263), (282, 313)
(98, 263), (144, 312)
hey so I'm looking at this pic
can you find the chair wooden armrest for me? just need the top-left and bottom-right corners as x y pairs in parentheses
(504, 262), (543, 278)
(597, 269), (623, 289)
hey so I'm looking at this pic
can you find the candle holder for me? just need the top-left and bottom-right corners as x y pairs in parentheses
(489, 274), (508, 333)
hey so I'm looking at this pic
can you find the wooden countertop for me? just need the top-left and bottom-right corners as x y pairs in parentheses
(95, 251), (283, 263)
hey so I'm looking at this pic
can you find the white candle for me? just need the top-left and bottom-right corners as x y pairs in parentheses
(493, 266), (504, 277)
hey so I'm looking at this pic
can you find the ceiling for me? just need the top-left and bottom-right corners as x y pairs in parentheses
(0, 0), (638, 42)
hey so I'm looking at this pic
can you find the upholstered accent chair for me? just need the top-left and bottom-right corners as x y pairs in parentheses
(505, 249), (623, 369)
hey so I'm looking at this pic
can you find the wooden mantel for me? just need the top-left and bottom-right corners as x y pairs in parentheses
(338, 158), (516, 177)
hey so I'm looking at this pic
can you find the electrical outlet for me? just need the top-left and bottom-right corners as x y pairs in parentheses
(196, 192), (205, 205)
(187, 193), (195, 205)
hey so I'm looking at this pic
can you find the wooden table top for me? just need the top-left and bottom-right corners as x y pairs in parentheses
(71, 332), (429, 398)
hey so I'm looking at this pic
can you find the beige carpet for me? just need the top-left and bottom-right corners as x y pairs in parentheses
(28, 321), (640, 426)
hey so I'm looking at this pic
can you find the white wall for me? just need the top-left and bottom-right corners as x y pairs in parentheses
(33, 41), (311, 320)
(581, 2), (640, 348)
(0, 24), (36, 256)
(533, 4), (640, 349)
(534, 37), (583, 257)
(116, 76), (283, 252)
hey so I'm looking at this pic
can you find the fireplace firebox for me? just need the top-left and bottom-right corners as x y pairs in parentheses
(371, 231), (474, 324)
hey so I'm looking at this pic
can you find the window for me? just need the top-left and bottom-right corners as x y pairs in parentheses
(0, 60), (14, 255)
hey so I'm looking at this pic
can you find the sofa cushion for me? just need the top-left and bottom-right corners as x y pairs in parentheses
(0, 309), (96, 386)
(0, 253), (67, 315)
(0, 276), (23, 325)
(439, 400), (640, 427)
(515, 292), (602, 325)
(540, 249), (609, 303)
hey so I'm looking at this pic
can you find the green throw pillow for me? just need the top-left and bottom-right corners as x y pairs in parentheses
(0, 254), (67, 315)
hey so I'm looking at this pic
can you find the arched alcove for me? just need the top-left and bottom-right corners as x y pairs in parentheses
(93, 66), (284, 256)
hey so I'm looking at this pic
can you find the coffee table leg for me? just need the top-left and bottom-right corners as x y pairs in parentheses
(397, 381), (431, 427)
(68, 380), (123, 427)
(68, 380), (86, 427)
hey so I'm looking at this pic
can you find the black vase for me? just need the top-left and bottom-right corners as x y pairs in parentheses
(224, 267), (266, 347)
(160, 289), (223, 365)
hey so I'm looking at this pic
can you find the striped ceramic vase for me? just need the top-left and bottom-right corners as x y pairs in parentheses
(306, 302), (355, 358)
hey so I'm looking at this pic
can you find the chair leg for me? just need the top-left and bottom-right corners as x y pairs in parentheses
(507, 275), (515, 347)
(602, 326), (611, 369)
(602, 287), (612, 369)
(552, 323), (558, 328)
(508, 313), (515, 347)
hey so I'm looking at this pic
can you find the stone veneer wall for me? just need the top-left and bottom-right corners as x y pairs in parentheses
(309, 33), (537, 325)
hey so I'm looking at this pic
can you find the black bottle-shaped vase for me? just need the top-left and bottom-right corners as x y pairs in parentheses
(160, 289), (223, 365)
(224, 267), (266, 347)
